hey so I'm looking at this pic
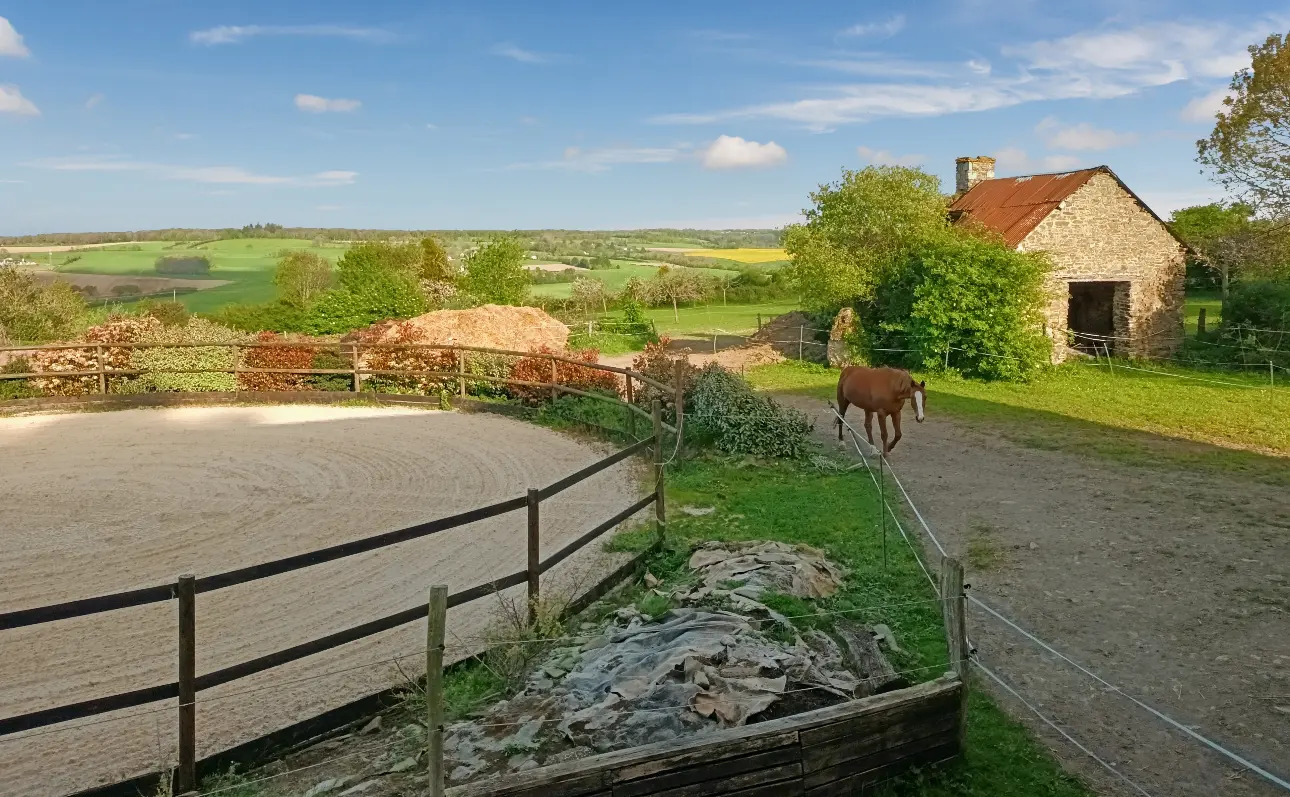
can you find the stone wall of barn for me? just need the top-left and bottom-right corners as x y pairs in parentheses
(1018, 172), (1186, 362)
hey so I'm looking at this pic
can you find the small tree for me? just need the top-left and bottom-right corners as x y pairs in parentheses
(645, 267), (706, 321)
(273, 250), (333, 308)
(0, 267), (87, 344)
(463, 237), (529, 305)
(570, 277), (609, 316)
(419, 236), (454, 283)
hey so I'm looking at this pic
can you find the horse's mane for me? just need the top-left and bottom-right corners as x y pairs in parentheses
(883, 367), (913, 399)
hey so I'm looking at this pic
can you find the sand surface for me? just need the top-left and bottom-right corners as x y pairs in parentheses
(0, 405), (645, 796)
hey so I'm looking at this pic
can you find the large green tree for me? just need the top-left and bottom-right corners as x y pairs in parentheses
(273, 250), (333, 308)
(303, 242), (428, 333)
(0, 268), (87, 344)
(1170, 203), (1290, 296)
(463, 237), (529, 305)
(783, 166), (948, 310)
(644, 267), (707, 321)
(1198, 33), (1290, 214)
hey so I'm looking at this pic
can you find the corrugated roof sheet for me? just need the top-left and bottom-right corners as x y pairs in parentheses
(948, 167), (1102, 247)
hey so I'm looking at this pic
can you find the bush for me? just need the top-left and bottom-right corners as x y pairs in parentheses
(0, 267), (87, 344)
(237, 331), (316, 391)
(28, 315), (162, 395)
(865, 234), (1052, 381)
(133, 318), (243, 392)
(464, 351), (517, 397)
(204, 301), (308, 333)
(111, 284), (143, 297)
(358, 321), (456, 394)
(687, 364), (812, 458)
(1224, 280), (1290, 331)
(0, 357), (40, 400)
(509, 346), (618, 404)
(307, 350), (354, 391)
(304, 277), (427, 334)
(629, 340), (697, 420)
(138, 299), (190, 327)
(155, 255), (211, 276)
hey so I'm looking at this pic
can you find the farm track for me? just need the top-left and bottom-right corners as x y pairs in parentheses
(0, 406), (645, 797)
(779, 394), (1290, 797)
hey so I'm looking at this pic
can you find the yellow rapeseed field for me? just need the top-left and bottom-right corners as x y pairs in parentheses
(683, 248), (788, 263)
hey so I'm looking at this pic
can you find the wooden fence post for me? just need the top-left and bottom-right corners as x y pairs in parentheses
(653, 400), (666, 543)
(624, 376), (636, 438)
(351, 344), (362, 393)
(527, 488), (540, 624)
(939, 557), (968, 752)
(426, 584), (448, 797)
(176, 574), (196, 795)
(95, 345), (107, 395)
(231, 344), (239, 392)
(1197, 308), (1207, 336)
(457, 349), (467, 398)
(550, 358), (558, 403)
(757, 313), (762, 331)
(672, 360), (685, 461)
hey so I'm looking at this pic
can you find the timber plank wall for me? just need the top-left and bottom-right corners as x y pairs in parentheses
(451, 675), (962, 797)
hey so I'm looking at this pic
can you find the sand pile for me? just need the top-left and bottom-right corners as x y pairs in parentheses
(362, 305), (569, 352)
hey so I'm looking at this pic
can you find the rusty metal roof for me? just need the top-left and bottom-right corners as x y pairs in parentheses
(948, 167), (1103, 247)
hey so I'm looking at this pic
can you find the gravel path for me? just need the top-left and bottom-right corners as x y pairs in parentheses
(0, 406), (646, 797)
(780, 395), (1290, 797)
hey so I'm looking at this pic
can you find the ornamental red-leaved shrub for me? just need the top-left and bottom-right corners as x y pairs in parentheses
(237, 331), (317, 391)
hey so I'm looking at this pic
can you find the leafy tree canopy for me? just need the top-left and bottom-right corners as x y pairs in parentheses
(463, 237), (529, 305)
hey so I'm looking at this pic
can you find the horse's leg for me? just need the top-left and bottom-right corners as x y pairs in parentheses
(864, 410), (875, 445)
(836, 397), (850, 441)
(877, 410), (890, 454)
(889, 409), (903, 452)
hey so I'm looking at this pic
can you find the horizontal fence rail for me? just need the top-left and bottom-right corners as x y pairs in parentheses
(0, 423), (664, 747)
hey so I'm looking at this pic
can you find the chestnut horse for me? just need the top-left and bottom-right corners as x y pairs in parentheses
(835, 366), (926, 454)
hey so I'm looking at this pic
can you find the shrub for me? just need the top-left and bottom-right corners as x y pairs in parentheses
(28, 315), (162, 395)
(155, 255), (211, 276)
(359, 321), (456, 394)
(463, 351), (517, 397)
(304, 278), (428, 335)
(509, 346), (618, 404)
(133, 318), (243, 392)
(687, 364), (812, 458)
(866, 234), (1052, 381)
(237, 331), (316, 391)
(1224, 280), (1290, 331)
(138, 299), (190, 327)
(204, 301), (308, 333)
(0, 267), (87, 344)
(111, 284), (143, 297)
(629, 339), (698, 420)
(0, 357), (40, 400)
(307, 349), (354, 391)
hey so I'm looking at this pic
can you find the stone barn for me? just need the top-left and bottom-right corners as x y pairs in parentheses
(947, 156), (1186, 361)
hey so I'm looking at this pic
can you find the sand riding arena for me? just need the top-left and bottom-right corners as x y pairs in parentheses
(0, 402), (656, 797)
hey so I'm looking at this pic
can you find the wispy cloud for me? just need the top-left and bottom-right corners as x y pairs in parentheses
(507, 145), (684, 172)
(0, 85), (39, 116)
(84, 93), (105, 110)
(25, 156), (357, 186)
(840, 15), (905, 38)
(856, 146), (924, 167)
(700, 135), (787, 170)
(0, 16), (30, 57)
(490, 43), (560, 64)
(0, 179), (27, 184)
(190, 24), (393, 46)
(993, 147), (1083, 174)
(654, 16), (1278, 132)
(295, 94), (361, 113)
(801, 55), (955, 79)
(1035, 117), (1138, 150)
(175, 132), (198, 141)
(1180, 87), (1232, 123)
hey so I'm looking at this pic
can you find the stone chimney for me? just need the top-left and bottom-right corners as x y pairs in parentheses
(955, 156), (995, 194)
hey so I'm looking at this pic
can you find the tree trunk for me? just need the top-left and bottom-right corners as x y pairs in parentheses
(672, 296), (679, 322)
(1221, 263), (1230, 303)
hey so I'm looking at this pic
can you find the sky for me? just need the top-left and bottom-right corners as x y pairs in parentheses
(0, 0), (1283, 234)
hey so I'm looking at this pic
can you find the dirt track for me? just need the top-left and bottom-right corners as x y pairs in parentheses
(0, 406), (645, 797)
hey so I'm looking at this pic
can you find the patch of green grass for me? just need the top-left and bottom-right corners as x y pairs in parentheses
(1185, 290), (1222, 335)
(529, 262), (740, 299)
(748, 360), (1290, 483)
(567, 328), (653, 355)
(197, 764), (281, 797)
(444, 659), (510, 721)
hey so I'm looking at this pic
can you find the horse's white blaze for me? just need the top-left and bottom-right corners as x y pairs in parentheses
(913, 391), (925, 420)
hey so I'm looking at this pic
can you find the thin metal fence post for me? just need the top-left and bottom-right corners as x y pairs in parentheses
(95, 345), (107, 394)
(944, 348), (950, 371)
(1271, 361), (1275, 387)
(798, 325), (804, 360)
(939, 557), (969, 752)
(176, 574), (196, 794)
(426, 584), (448, 797)
(879, 456), (887, 571)
(527, 489), (540, 623)
(653, 400), (665, 543)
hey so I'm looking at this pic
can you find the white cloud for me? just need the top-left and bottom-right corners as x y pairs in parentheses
(0, 85), (39, 116)
(425, 123), (438, 130)
(654, 16), (1279, 131)
(856, 146), (924, 167)
(0, 16), (30, 57)
(84, 93), (105, 110)
(490, 43), (555, 64)
(175, 132), (198, 141)
(519, 115), (539, 126)
(509, 145), (684, 172)
(0, 179), (27, 184)
(1035, 117), (1138, 150)
(801, 57), (954, 79)
(1181, 87), (1232, 122)
(190, 24), (392, 46)
(840, 15), (905, 38)
(993, 147), (1083, 174)
(295, 94), (361, 113)
(25, 156), (357, 186)
(700, 135), (787, 170)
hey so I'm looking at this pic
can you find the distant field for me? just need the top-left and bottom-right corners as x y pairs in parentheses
(577, 301), (799, 337)
(54, 238), (345, 313)
(529, 261), (740, 299)
(682, 248), (789, 264)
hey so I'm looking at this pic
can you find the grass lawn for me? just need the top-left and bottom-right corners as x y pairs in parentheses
(1185, 290), (1222, 334)
(749, 360), (1290, 483)
(55, 238), (346, 313)
(610, 455), (1090, 797)
(582, 301), (800, 338)
(682, 247), (789, 264)
(530, 261), (741, 299)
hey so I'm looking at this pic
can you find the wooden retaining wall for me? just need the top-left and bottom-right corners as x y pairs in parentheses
(451, 675), (963, 797)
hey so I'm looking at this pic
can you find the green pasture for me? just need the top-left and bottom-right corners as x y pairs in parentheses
(529, 260), (741, 299)
(1185, 290), (1222, 334)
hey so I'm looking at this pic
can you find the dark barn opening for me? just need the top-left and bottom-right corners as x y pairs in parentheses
(1067, 281), (1120, 354)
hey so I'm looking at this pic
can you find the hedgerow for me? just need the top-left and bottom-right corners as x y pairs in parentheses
(687, 364), (812, 458)
(237, 331), (316, 391)
(509, 346), (618, 404)
(133, 318), (243, 392)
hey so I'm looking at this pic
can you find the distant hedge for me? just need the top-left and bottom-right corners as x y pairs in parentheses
(155, 255), (212, 276)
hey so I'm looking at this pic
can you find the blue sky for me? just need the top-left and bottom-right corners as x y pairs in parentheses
(0, 0), (1283, 234)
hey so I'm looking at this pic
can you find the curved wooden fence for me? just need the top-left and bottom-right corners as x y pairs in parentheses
(0, 347), (678, 793)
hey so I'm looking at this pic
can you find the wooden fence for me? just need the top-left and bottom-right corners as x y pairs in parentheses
(0, 363), (674, 794)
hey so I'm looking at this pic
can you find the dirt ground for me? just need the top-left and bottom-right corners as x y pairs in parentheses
(26, 270), (230, 295)
(775, 394), (1290, 797)
(0, 406), (646, 797)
